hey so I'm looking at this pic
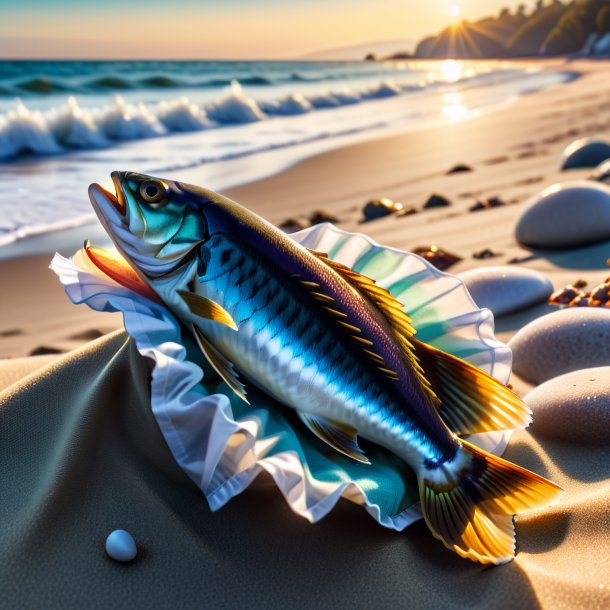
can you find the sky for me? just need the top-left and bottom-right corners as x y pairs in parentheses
(0, 0), (539, 59)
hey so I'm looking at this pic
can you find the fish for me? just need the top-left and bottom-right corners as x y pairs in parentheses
(88, 170), (563, 565)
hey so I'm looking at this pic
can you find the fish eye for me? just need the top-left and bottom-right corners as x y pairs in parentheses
(140, 180), (169, 206)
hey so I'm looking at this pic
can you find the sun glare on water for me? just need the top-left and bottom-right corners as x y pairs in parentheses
(441, 59), (463, 83)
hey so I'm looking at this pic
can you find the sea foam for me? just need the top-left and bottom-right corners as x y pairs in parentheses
(0, 77), (414, 160)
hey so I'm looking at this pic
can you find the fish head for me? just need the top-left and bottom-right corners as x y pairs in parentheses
(88, 170), (219, 279)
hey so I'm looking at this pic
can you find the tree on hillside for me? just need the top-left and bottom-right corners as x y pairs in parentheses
(598, 5), (610, 33)
(507, 0), (569, 55)
(542, 0), (610, 55)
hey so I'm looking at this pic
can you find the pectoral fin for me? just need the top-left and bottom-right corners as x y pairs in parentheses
(297, 412), (370, 464)
(179, 290), (238, 331)
(192, 325), (249, 404)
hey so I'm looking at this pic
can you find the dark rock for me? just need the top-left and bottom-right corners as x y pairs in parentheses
(278, 217), (310, 233)
(362, 198), (402, 222)
(473, 248), (501, 259)
(68, 329), (104, 341)
(447, 163), (473, 175)
(30, 346), (63, 356)
(423, 194), (451, 209)
(395, 206), (418, 218)
(411, 246), (462, 271)
(469, 196), (506, 212)
(309, 210), (339, 225)
(0, 328), (23, 337)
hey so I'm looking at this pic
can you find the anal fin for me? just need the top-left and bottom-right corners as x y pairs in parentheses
(192, 325), (249, 404)
(412, 338), (531, 435)
(297, 412), (370, 464)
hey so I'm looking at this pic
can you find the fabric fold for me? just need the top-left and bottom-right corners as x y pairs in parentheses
(51, 223), (513, 530)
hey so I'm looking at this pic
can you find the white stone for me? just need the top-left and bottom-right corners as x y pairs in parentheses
(515, 181), (610, 248)
(509, 308), (610, 384)
(460, 266), (553, 317)
(591, 158), (610, 184)
(525, 367), (610, 443)
(561, 137), (610, 169)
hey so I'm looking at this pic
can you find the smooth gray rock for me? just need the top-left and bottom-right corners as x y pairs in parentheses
(515, 181), (610, 248)
(509, 308), (610, 384)
(591, 158), (610, 184)
(561, 137), (610, 170)
(525, 367), (610, 443)
(460, 266), (553, 317)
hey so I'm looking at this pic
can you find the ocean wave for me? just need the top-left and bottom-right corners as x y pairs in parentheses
(0, 68), (534, 160)
(3, 68), (405, 96)
(0, 77), (421, 160)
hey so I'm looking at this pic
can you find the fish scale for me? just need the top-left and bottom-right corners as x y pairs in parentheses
(194, 234), (440, 460)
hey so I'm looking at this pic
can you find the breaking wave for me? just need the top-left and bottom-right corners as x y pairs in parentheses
(0, 79), (410, 160)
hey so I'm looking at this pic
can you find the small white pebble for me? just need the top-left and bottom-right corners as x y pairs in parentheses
(105, 529), (137, 562)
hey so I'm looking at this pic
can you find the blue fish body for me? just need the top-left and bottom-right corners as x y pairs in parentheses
(88, 171), (563, 565)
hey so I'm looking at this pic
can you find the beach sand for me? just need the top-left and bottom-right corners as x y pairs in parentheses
(0, 59), (608, 605)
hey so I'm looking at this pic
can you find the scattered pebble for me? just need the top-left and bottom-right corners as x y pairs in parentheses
(362, 198), (403, 222)
(0, 328), (24, 337)
(68, 329), (104, 341)
(29, 346), (63, 356)
(279, 209), (341, 232)
(309, 209), (339, 225)
(469, 196), (505, 212)
(517, 150), (538, 160)
(525, 367), (610, 443)
(447, 163), (473, 174)
(411, 245), (461, 271)
(561, 137), (610, 170)
(460, 266), (553, 317)
(549, 276), (610, 308)
(484, 156), (509, 165)
(395, 206), (418, 218)
(279, 217), (309, 233)
(508, 254), (536, 264)
(423, 194), (451, 209)
(515, 181), (610, 248)
(105, 529), (137, 563)
(473, 248), (502, 260)
(508, 308), (610, 384)
(590, 158), (610, 184)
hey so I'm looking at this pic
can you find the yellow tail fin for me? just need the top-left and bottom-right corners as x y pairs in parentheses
(418, 439), (563, 564)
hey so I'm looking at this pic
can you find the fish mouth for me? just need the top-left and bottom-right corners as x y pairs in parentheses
(88, 171), (126, 220)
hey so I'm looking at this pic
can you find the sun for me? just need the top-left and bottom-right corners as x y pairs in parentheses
(448, 5), (462, 18)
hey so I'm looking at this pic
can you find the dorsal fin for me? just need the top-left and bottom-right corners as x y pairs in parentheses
(412, 338), (532, 435)
(294, 269), (397, 379)
(307, 249), (438, 402)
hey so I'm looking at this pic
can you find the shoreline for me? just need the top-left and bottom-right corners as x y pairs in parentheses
(0, 58), (580, 261)
(0, 58), (579, 259)
(1, 59), (610, 363)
